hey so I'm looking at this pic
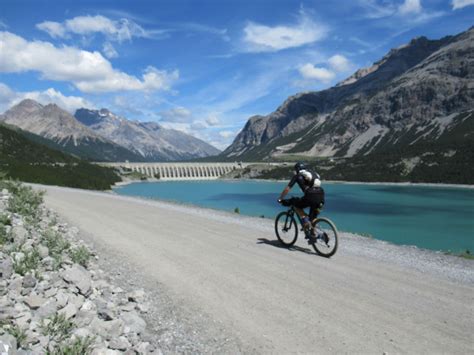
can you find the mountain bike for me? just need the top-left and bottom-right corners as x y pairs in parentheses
(275, 199), (338, 257)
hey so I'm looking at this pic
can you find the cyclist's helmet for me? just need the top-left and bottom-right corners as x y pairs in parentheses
(294, 162), (305, 172)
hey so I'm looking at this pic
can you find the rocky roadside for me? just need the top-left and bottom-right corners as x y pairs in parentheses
(0, 181), (159, 354)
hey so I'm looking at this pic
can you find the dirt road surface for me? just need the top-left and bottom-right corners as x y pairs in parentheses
(40, 185), (474, 354)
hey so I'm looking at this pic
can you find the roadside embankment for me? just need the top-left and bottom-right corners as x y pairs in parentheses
(33, 184), (474, 354)
(0, 181), (157, 354)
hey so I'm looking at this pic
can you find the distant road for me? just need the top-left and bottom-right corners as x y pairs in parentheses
(40, 185), (473, 354)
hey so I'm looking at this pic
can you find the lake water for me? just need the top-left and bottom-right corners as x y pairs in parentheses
(114, 180), (474, 253)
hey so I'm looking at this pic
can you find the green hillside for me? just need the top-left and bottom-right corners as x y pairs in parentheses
(0, 123), (121, 189)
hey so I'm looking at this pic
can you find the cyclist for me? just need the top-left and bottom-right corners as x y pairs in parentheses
(278, 162), (325, 242)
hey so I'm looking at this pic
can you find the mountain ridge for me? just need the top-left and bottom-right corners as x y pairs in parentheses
(74, 108), (220, 161)
(222, 27), (473, 162)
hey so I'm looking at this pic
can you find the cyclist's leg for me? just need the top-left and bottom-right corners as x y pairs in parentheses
(292, 198), (311, 228)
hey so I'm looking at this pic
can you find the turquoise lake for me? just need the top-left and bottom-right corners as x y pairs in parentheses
(114, 180), (474, 253)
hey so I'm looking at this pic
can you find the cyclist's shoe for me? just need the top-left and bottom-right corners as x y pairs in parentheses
(317, 232), (330, 245)
(306, 235), (316, 244)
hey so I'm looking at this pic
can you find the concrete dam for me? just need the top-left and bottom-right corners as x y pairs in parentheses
(99, 162), (251, 180)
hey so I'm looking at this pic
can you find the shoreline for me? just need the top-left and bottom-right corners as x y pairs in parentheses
(112, 177), (474, 189)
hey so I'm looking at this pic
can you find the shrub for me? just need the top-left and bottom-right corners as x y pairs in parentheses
(42, 230), (70, 257)
(234, 207), (240, 214)
(69, 246), (91, 267)
(6, 182), (44, 221)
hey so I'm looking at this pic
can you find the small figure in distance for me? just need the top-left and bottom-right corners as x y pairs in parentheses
(278, 162), (325, 242)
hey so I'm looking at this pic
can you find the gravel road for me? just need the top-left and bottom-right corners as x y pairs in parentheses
(39, 185), (474, 354)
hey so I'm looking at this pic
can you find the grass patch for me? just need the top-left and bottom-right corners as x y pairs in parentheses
(69, 246), (91, 268)
(46, 336), (95, 355)
(40, 313), (74, 343)
(3, 323), (28, 349)
(41, 229), (71, 269)
(2, 180), (44, 221)
(13, 249), (41, 276)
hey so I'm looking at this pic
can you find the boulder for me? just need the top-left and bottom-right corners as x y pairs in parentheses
(127, 289), (146, 303)
(11, 226), (28, 244)
(37, 245), (49, 258)
(0, 258), (13, 280)
(108, 336), (131, 351)
(58, 302), (77, 320)
(22, 273), (37, 288)
(0, 334), (17, 353)
(36, 299), (57, 319)
(121, 311), (146, 334)
(24, 294), (45, 310)
(63, 265), (91, 296)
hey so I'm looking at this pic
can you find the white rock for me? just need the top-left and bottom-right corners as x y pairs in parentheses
(63, 265), (91, 296)
(37, 245), (49, 258)
(91, 348), (121, 355)
(24, 294), (45, 310)
(58, 302), (77, 320)
(121, 311), (146, 334)
(36, 299), (58, 319)
(11, 226), (28, 244)
(108, 336), (131, 351)
(55, 290), (69, 308)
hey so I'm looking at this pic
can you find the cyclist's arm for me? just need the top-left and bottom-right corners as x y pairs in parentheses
(280, 175), (297, 200)
(279, 186), (291, 200)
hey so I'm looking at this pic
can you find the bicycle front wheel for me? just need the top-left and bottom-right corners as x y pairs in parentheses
(311, 217), (338, 257)
(275, 211), (298, 247)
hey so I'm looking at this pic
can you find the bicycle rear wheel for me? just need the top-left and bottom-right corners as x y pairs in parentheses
(311, 217), (338, 257)
(274, 211), (298, 247)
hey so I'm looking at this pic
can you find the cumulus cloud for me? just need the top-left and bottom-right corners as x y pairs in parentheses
(0, 82), (93, 113)
(452, 0), (474, 9)
(298, 63), (335, 82)
(159, 107), (192, 122)
(328, 54), (351, 72)
(0, 31), (178, 93)
(36, 15), (149, 42)
(399, 0), (422, 15)
(242, 10), (327, 52)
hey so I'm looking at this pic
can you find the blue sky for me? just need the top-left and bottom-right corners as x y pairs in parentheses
(0, 0), (473, 149)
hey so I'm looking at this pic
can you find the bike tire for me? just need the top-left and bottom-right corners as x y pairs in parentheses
(274, 211), (298, 247)
(311, 217), (338, 257)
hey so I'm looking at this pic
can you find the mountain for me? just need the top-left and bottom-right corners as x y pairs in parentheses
(74, 108), (220, 161)
(0, 122), (120, 189)
(0, 99), (144, 162)
(222, 27), (474, 165)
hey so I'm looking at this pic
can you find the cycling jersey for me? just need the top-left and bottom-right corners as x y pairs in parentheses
(288, 169), (321, 193)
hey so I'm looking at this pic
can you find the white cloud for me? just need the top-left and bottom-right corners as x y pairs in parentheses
(36, 15), (149, 42)
(242, 10), (327, 52)
(0, 31), (178, 93)
(190, 121), (207, 130)
(0, 82), (93, 113)
(159, 107), (192, 122)
(399, 0), (422, 15)
(102, 42), (118, 58)
(298, 63), (335, 82)
(205, 114), (220, 126)
(328, 54), (351, 72)
(452, 0), (474, 9)
(219, 130), (235, 138)
(36, 21), (67, 38)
